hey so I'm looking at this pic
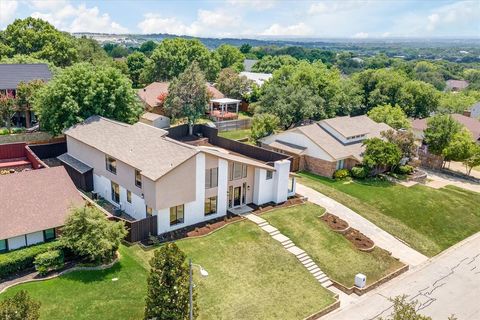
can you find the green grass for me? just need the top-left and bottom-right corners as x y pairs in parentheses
(2, 221), (334, 320)
(297, 172), (480, 257)
(262, 203), (404, 287)
(218, 129), (251, 141)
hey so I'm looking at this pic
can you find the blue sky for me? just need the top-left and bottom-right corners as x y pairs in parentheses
(1, 0), (479, 38)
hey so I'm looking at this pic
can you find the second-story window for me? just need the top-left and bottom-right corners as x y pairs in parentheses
(266, 170), (273, 180)
(105, 155), (117, 174)
(205, 168), (218, 188)
(135, 169), (142, 188)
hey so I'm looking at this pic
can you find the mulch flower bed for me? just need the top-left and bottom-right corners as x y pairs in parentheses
(344, 228), (375, 252)
(320, 213), (349, 232)
(186, 215), (243, 237)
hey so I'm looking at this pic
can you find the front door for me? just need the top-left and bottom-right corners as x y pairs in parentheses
(234, 186), (241, 207)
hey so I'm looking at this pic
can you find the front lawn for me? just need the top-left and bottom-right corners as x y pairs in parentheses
(218, 128), (251, 141)
(262, 203), (404, 287)
(2, 221), (335, 320)
(297, 172), (480, 257)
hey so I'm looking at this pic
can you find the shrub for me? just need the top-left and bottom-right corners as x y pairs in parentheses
(396, 165), (414, 175)
(10, 127), (25, 134)
(0, 128), (9, 135)
(351, 166), (369, 179)
(0, 290), (41, 320)
(0, 241), (63, 279)
(34, 249), (64, 275)
(333, 169), (350, 180)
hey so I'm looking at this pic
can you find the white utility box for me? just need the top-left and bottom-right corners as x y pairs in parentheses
(355, 273), (366, 288)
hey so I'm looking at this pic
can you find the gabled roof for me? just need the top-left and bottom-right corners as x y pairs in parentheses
(0, 167), (83, 240)
(446, 79), (469, 90)
(137, 82), (224, 108)
(412, 114), (480, 141)
(64, 116), (198, 181)
(321, 115), (376, 138)
(239, 71), (272, 86)
(0, 63), (52, 90)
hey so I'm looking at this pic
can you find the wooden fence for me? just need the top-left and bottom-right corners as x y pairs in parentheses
(215, 118), (252, 132)
(121, 215), (158, 243)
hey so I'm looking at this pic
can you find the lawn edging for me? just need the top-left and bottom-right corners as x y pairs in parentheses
(330, 263), (409, 296)
(0, 256), (119, 294)
(303, 297), (341, 320)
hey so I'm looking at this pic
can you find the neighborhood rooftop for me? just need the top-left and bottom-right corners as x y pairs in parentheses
(412, 114), (480, 141)
(0, 63), (52, 89)
(0, 166), (83, 240)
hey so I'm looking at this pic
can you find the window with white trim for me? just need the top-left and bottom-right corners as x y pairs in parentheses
(205, 168), (218, 189)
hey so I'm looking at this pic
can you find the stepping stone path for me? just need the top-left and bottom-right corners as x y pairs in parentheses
(244, 213), (333, 288)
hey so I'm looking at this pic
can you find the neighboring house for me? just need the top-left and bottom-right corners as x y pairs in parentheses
(61, 116), (293, 236)
(139, 112), (170, 129)
(412, 114), (480, 142)
(239, 71), (272, 87)
(260, 115), (392, 177)
(0, 166), (83, 252)
(465, 102), (480, 119)
(445, 79), (469, 92)
(137, 82), (224, 115)
(0, 63), (52, 128)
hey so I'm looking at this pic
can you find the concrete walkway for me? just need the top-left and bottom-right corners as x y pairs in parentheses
(296, 183), (428, 267)
(424, 169), (480, 193)
(244, 213), (334, 288)
(324, 232), (480, 320)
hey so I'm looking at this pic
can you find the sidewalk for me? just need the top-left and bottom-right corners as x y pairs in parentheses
(296, 183), (428, 267)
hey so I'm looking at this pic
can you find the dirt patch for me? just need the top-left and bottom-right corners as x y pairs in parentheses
(345, 228), (375, 252)
(320, 213), (349, 232)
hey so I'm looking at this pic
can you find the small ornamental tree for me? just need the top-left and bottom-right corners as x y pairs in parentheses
(144, 243), (197, 320)
(381, 129), (417, 159)
(423, 115), (462, 156)
(61, 205), (127, 263)
(0, 290), (41, 320)
(379, 295), (457, 320)
(0, 92), (16, 130)
(362, 138), (402, 172)
(250, 113), (279, 143)
(442, 129), (475, 166)
(464, 144), (480, 175)
(164, 62), (208, 134)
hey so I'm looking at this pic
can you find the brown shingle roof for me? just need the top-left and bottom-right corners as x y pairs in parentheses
(0, 167), (84, 240)
(412, 114), (480, 141)
(137, 82), (224, 108)
(64, 116), (199, 181)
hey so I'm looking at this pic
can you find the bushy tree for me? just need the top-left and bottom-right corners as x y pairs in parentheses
(144, 243), (196, 320)
(33, 63), (142, 135)
(379, 295), (457, 320)
(424, 115), (462, 156)
(381, 129), (417, 159)
(2, 18), (78, 66)
(0, 290), (41, 320)
(464, 144), (480, 175)
(216, 44), (245, 71)
(251, 55), (298, 73)
(400, 80), (440, 118)
(139, 40), (157, 57)
(61, 205), (127, 263)
(164, 62), (208, 130)
(144, 38), (220, 81)
(126, 51), (147, 87)
(438, 90), (480, 114)
(75, 36), (110, 64)
(250, 113), (279, 143)
(368, 104), (410, 129)
(0, 93), (16, 130)
(362, 138), (402, 171)
(443, 129), (475, 164)
(16, 80), (46, 111)
(216, 68), (251, 100)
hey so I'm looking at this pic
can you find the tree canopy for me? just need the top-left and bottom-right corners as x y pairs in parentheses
(442, 129), (475, 163)
(362, 137), (402, 170)
(368, 104), (410, 129)
(423, 115), (463, 156)
(144, 38), (220, 82)
(144, 243), (196, 320)
(215, 44), (245, 71)
(33, 63), (142, 135)
(250, 113), (279, 143)
(251, 55), (298, 73)
(0, 290), (41, 320)
(1, 18), (78, 67)
(216, 68), (251, 100)
(126, 51), (148, 87)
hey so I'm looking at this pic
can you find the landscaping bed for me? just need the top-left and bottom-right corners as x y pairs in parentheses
(298, 171), (480, 256)
(320, 213), (349, 233)
(344, 229), (375, 252)
(262, 203), (404, 288)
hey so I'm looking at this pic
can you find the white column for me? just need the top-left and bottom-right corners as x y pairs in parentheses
(217, 158), (228, 216)
(273, 159), (291, 203)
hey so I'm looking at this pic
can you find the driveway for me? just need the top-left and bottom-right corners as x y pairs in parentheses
(424, 169), (480, 194)
(324, 232), (480, 320)
(296, 184), (428, 267)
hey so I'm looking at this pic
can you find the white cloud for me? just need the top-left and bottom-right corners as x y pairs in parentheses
(261, 22), (313, 36)
(138, 13), (195, 35)
(0, 0), (18, 25)
(227, 0), (276, 10)
(308, 1), (370, 15)
(353, 32), (368, 39)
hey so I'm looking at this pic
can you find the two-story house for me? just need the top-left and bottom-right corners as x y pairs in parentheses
(62, 116), (294, 235)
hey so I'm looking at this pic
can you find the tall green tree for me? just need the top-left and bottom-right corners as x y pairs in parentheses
(75, 36), (110, 64)
(126, 51), (147, 87)
(33, 63), (142, 135)
(442, 129), (475, 164)
(400, 80), (440, 118)
(215, 44), (245, 71)
(164, 62), (208, 130)
(0, 92), (16, 130)
(144, 243), (196, 320)
(251, 55), (298, 73)
(61, 206), (127, 263)
(216, 68), (251, 100)
(362, 138), (402, 171)
(368, 104), (410, 129)
(2, 18), (78, 66)
(144, 38), (220, 81)
(0, 291), (41, 320)
(423, 115), (463, 156)
(464, 144), (480, 175)
(381, 129), (417, 159)
(139, 40), (158, 57)
(250, 113), (279, 143)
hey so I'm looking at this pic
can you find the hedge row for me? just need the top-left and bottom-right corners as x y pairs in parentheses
(0, 241), (64, 279)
